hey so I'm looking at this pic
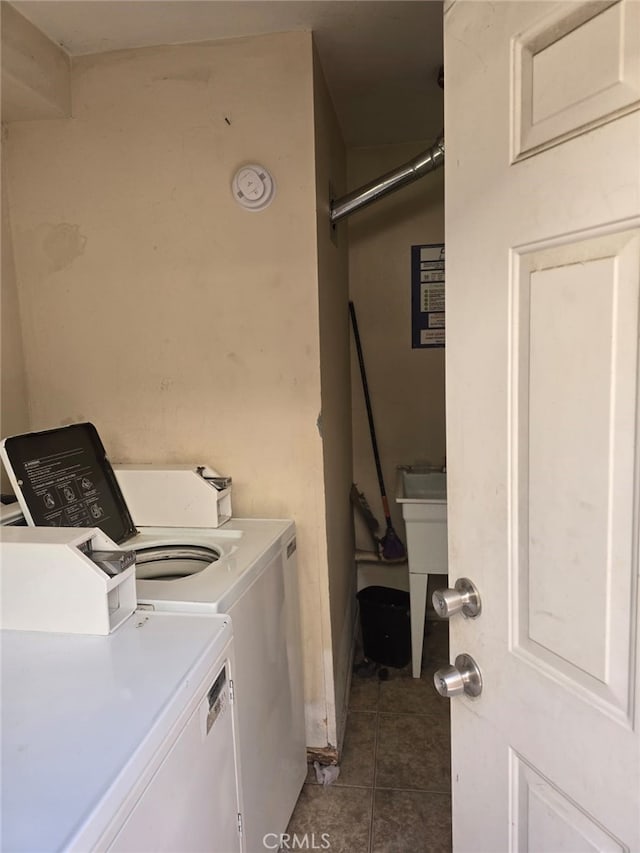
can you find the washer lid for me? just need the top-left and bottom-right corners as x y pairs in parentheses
(0, 423), (137, 545)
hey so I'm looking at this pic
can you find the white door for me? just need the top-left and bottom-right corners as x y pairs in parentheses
(444, 2), (640, 850)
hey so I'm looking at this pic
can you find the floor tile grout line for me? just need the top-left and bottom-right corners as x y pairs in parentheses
(373, 785), (452, 795)
(368, 783), (375, 853)
(346, 708), (378, 715)
(327, 782), (376, 791)
(368, 682), (380, 853)
(330, 780), (451, 797)
(368, 717), (377, 853)
(376, 709), (450, 719)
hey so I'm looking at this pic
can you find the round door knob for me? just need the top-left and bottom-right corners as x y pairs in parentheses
(432, 578), (481, 619)
(434, 653), (483, 698)
(434, 664), (466, 697)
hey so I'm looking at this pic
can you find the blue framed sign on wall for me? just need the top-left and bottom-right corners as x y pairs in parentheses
(411, 243), (445, 349)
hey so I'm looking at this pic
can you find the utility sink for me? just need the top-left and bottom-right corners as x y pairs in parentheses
(397, 467), (447, 502)
(396, 465), (448, 678)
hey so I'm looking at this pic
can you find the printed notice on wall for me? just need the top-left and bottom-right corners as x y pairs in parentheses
(411, 243), (445, 348)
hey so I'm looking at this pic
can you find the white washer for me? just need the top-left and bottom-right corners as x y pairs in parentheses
(1, 424), (307, 853)
(2, 612), (242, 853)
(136, 518), (306, 853)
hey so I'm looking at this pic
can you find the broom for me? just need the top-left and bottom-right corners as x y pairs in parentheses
(349, 301), (406, 561)
(350, 483), (382, 556)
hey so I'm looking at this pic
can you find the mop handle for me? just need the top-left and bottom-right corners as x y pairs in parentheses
(349, 301), (390, 516)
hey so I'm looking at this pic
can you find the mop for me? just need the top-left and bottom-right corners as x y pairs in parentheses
(349, 301), (406, 561)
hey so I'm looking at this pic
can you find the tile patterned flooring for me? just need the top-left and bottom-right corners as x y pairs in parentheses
(286, 620), (452, 853)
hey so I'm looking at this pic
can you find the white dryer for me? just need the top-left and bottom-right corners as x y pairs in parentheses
(1, 423), (307, 853)
(2, 611), (242, 853)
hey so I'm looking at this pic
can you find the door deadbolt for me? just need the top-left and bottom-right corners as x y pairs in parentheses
(434, 654), (483, 698)
(432, 578), (481, 619)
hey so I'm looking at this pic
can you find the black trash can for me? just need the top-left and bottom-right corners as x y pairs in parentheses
(357, 586), (411, 668)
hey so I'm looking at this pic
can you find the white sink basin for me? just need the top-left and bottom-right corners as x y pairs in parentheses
(396, 468), (447, 502)
(395, 465), (448, 678)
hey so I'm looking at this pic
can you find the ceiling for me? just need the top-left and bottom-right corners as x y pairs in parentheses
(10, 0), (444, 147)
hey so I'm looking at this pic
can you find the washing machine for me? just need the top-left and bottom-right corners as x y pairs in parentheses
(0, 423), (307, 853)
(2, 611), (242, 853)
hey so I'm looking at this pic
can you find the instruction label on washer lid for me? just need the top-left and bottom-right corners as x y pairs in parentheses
(411, 243), (445, 349)
(3, 424), (136, 544)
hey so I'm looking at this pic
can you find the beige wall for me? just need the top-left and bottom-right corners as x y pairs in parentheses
(1, 1), (66, 485)
(1, 1), (70, 121)
(348, 142), (446, 548)
(312, 46), (354, 750)
(1, 131), (30, 487)
(4, 31), (337, 747)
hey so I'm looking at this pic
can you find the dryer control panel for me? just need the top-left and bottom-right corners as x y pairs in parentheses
(0, 527), (137, 635)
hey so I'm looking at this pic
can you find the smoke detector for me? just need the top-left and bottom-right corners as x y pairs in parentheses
(232, 164), (276, 211)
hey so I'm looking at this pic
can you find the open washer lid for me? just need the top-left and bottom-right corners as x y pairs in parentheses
(1, 423), (223, 579)
(0, 423), (137, 545)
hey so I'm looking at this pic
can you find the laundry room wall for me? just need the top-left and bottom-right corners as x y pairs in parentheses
(3, 26), (341, 749)
(348, 142), (446, 550)
(312, 45), (354, 752)
(1, 144), (30, 480)
(0, 1), (71, 121)
(0, 0), (71, 488)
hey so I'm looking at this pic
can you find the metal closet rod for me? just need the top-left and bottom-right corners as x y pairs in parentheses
(329, 132), (445, 225)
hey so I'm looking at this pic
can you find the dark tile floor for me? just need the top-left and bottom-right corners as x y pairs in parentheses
(286, 620), (452, 853)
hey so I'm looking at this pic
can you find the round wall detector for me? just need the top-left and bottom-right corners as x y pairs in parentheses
(232, 164), (276, 211)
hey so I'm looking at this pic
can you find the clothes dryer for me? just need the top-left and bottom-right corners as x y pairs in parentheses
(2, 612), (242, 853)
